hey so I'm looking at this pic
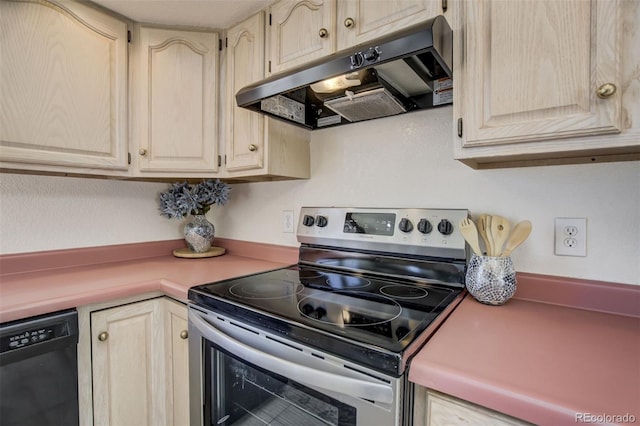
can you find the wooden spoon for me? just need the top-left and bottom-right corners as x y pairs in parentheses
(500, 220), (532, 256)
(459, 218), (483, 256)
(477, 214), (492, 255)
(490, 215), (511, 257)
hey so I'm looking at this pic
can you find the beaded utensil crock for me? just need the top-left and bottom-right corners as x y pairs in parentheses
(465, 254), (516, 305)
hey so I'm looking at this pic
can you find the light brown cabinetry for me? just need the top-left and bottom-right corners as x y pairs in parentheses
(81, 296), (189, 426)
(335, 0), (441, 50)
(267, 0), (442, 75)
(414, 387), (531, 426)
(224, 13), (310, 179)
(268, 0), (335, 75)
(0, 0), (128, 174)
(453, 0), (640, 168)
(164, 297), (190, 426)
(131, 26), (220, 177)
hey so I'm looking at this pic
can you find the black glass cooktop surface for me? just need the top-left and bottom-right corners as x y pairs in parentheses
(189, 265), (461, 355)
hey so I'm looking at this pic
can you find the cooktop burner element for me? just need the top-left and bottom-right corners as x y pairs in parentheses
(298, 291), (402, 326)
(189, 207), (469, 376)
(229, 279), (303, 299)
(325, 274), (371, 289)
(380, 285), (429, 299)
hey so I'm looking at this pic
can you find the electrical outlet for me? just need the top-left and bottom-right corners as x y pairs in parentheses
(283, 210), (295, 233)
(554, 218), (587, 256)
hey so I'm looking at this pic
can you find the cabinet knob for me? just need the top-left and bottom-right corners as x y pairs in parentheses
(248, 144), (258, 152)
(139, 148), (147, 156)
(318, 28), (328, 38)
(344, 17), (355, 28)
(98, 331), (109, 342)
(180, 330), (188, 340)
(596, 83), (617, 99)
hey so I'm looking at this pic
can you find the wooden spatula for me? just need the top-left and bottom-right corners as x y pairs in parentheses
(490, 215), (511, 257)
(477, 214), (492, 255)
(501, 220), (532, 256)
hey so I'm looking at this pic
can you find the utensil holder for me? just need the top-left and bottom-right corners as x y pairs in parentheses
(465, 255), (517, 305)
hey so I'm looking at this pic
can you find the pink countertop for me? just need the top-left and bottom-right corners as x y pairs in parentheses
(0, 238), (298, 323)
(409, 274), (640, 426)
(2, 241), (639, 425)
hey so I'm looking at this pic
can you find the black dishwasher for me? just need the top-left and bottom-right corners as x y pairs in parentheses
(0, 309), (79, 426)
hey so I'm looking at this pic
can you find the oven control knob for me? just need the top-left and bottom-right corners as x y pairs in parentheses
(437, 219), (454, 235)
(315, 215), (328, 227)
(398, 218), (413, 233)
(417, 219), (433, 234)
(364, 47), (381, 62)
(303, 215), (315, 227)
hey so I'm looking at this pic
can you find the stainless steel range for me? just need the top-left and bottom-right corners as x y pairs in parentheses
(188, 207), (469, 426)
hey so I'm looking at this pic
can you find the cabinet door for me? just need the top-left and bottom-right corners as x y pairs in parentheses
(91, 299), (165, 426)
(164, 298), (189, 426)
(268, 0), (336, 75)
(225, 12), (311, 180)
(0, 0), (127, 172)
(429, 389), (530, 425)
(336, 0), (441, 50)
(458, 0), (622, 148)
(225, 13), (266, 172)
(135, 27), (219, 175)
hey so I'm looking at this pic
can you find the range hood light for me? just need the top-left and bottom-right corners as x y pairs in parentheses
(310, 73), (362, 94)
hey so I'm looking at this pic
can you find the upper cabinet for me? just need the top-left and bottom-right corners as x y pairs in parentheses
(224, 13), (310, 180)
(453, 0), (640, 168)
(131, 26), (220, 177)
(267, 0), (444, 75)
(268, 0), (336, 75)
(0, 0), (128, 174)
(335, 0), (441, 50)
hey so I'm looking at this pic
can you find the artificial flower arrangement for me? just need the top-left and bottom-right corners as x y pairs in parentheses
(159, 179), (231, 255)
(159, 179), (231, 219)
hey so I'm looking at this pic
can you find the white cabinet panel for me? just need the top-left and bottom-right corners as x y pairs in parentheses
(134, 27), (220, 175)
(0, 0), (127, 172)
(336, 0), (440, 50)
(453, 0), (640, 168)
(225, 12), (310, 180)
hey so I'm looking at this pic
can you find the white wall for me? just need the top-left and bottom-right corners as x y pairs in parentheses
(1, 107), (639, 285)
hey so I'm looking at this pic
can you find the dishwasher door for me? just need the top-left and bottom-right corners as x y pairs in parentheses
(0, 309), (79, 426)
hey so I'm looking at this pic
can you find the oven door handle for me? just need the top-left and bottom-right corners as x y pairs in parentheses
(189, 311), (394, 404)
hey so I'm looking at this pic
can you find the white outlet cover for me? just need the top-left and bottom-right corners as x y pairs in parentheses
(554, 218), (587, 256)
(283, 210), (295, 233)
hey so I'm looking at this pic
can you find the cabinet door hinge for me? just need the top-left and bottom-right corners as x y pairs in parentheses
(457, 118), (463, 137)
(269, 13), (272, 26)
(127, 152), (131, 164)
(441, 0), (448, 13)
(217, 155), (221, 167)
(127, 30), (131, 43)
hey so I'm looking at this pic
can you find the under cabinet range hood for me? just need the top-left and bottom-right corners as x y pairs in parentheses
(236, 15), (453, 130)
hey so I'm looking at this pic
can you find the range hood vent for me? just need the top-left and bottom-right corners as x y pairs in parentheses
(236, 15), (453, 130)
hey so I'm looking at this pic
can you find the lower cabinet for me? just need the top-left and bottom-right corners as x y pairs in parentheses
(414, 386), (531, 426)
(79, 296), (188, 426)
(164, 298), (190, 426)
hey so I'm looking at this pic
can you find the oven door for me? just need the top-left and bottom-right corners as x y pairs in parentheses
(189, 306), (404, 426)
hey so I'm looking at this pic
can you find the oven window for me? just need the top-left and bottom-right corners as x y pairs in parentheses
(205, 342), (356, 426)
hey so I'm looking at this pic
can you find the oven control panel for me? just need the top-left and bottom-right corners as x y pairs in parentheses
(297, 207), (468, 259)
